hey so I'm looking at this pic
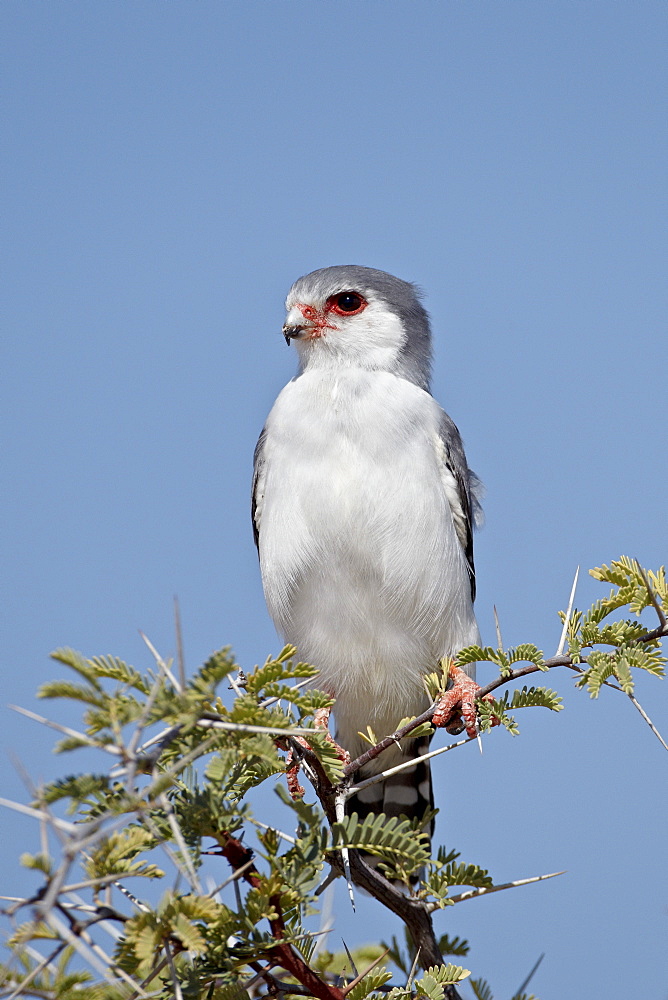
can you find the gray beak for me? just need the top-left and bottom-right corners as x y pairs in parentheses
(282, 325), (304, 345)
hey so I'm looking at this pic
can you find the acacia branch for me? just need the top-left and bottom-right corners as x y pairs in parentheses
(218, 832), (346, 1000)
(342, 610), (668, 778)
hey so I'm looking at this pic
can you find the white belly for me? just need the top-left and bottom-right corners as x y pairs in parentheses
(257, 369), (479, 760)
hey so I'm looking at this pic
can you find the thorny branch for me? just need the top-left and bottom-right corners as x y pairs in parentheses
(2, 561), (665, 998)
(342, 608), (668, 779)
(217, 833), (348, 1000)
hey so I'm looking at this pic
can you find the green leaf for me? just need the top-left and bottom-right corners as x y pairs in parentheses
(456, 645), (507, 671)
(507, 644), (547, 671)
(274, 782), (325, 831)
(50, 647), (104, 688)
(38, 680), (105, 706)
(87, 655), (150, 693)
(171, 911), (207, 954)
(244, 648), (318, 695)
(331, 813), (430, 875)
(19, 852), (53, 875)
(347, 966), (393, 1000)
(438, 934), (470, 957)
(423, 858), (493, 908)
(476, 698), (520, 735)
(414, 964), (471, 997)
(40, 773), (112, 812)
(194, 647), (238, 688)
(84, 826), (164, 881)
(470, 978), (494, 1000)
(299, 729), (347, 783)
(508, 686), (563, 712)
(8, 920), (58, 947)
(394, 716), (435, 739)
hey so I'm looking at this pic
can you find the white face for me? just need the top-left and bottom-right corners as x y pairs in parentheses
(283, 284), (407, 373)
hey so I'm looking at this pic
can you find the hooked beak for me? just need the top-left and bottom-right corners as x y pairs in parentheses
(282, 324), (305, 346)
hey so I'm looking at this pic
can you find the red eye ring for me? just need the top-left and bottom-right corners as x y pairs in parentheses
(326, 291), (367, 316)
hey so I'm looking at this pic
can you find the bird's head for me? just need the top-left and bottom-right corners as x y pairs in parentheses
(282, 265), (433, 391)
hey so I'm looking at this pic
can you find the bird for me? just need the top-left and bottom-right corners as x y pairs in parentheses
(251, 265), (483, 836)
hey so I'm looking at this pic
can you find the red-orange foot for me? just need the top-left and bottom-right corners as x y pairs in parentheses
(432, 664), (496, 739)
(284, 706), (350, 800)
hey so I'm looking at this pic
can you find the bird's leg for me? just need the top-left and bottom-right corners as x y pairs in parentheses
(285, 748), (306, 800)
(311, 707), (351, 765)
(432, 663), (496, 739)
(284, 706), (351, 800)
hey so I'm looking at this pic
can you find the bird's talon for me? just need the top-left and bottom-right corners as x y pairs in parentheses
(432, 664), (495, 739)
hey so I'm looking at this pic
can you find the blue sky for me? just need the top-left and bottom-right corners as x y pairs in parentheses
(1, 3), (667, 997)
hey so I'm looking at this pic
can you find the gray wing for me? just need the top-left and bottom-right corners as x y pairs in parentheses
(251, 427), (267, 551)
(435, 411), (483, 602)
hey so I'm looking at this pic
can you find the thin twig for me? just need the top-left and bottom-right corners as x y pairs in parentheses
(158, 792), (203, 894)
(205, 858), (256, 898)
(43, 911), (112, 980)
(132, 954), (170, 998)
(61, 899), (122, 942)
(406, 946), (422, 990)
(164, 941), (184, 1000)
(8, 705), (122, 756)
(436, 870), (566, 910)
(196, 718), (315, 737)
(140, 631), (182, 693)
(136, 723), (181, 753)
(4, 940), (68, 1000)
(637, 562), (667, 629)
(626, 692), (668, 751)
(242, 962), (279, 992)
(251, 818), (297, 845)
(515, 952), (545, 996)
(341, 947), (390, 996)
(347, 735), (473, 798)
(0, 797), (78, 834)
(9, 752), (39, 800)
(61, 873), (143, 894)
(260, 675), (312, 709)
(125, 653), (174, 786)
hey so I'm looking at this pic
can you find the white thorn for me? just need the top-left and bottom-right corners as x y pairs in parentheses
(556, 566), (580, 657)
(445, 869), (566, 906)
(493, 604), (503, 650)
(335, 790), (355, 912)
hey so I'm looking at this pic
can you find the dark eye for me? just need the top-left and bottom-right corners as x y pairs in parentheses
(328, 291), (367, 316)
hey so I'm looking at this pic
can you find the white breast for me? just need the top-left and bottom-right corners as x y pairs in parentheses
(257, 369), (479, 757)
